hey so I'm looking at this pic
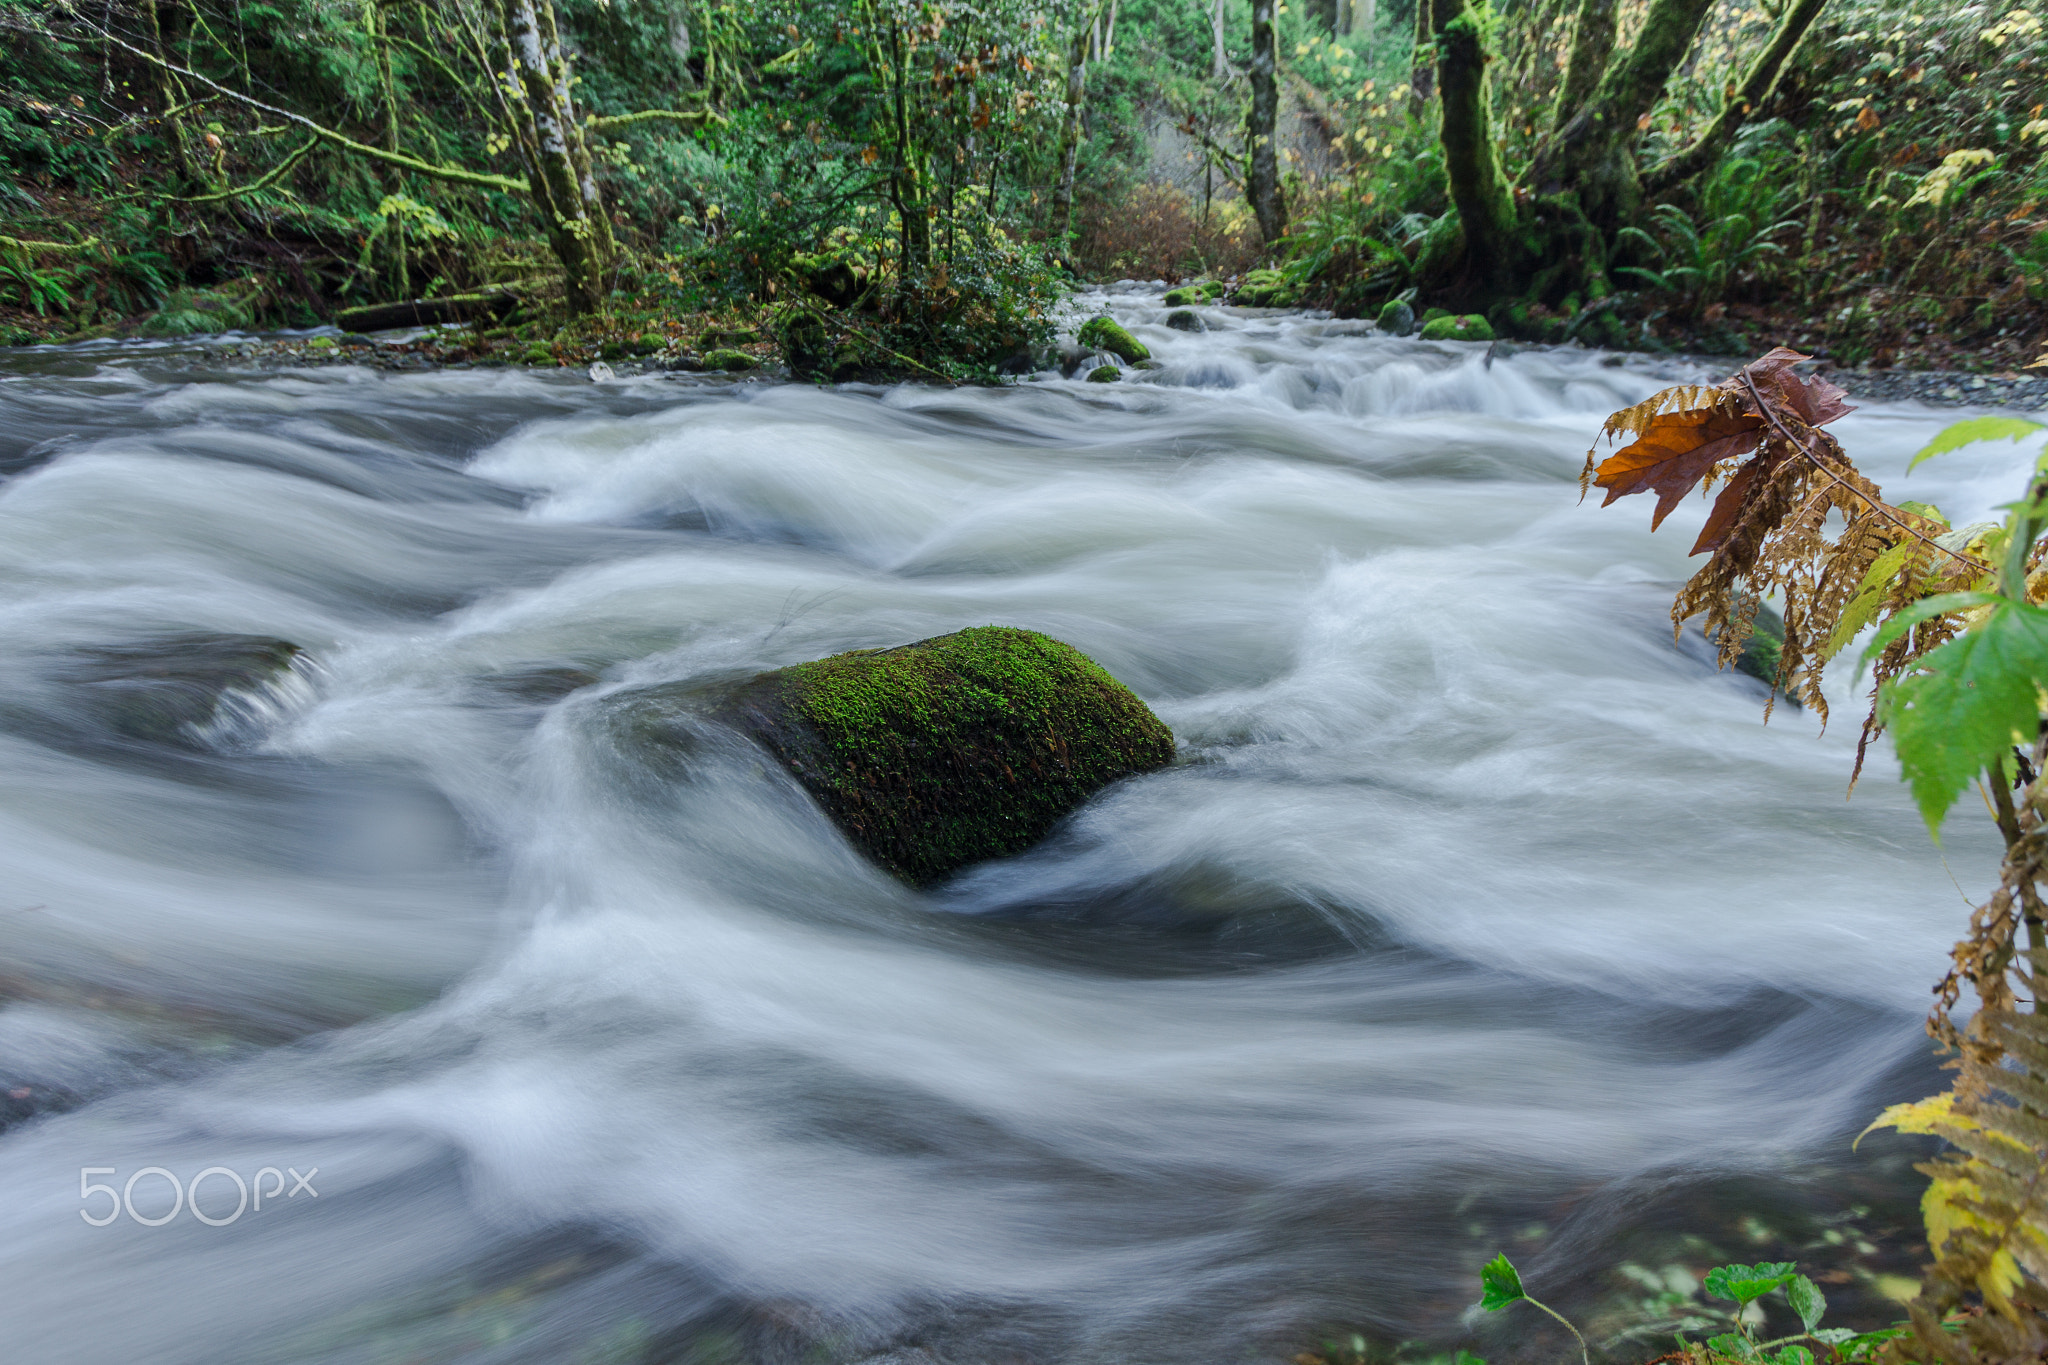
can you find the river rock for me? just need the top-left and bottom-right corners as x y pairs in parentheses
(1076, 316), (1149, 364)
(1419, 313), (1495, 342)
(1166, 309), (1204, 332)
(54, 633), (306, 748)
(715, 626), (1175, 886)
(1377, 300), (1415, 336)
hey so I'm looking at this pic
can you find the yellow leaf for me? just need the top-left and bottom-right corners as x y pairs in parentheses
(1857, 1090), (1978, 1148)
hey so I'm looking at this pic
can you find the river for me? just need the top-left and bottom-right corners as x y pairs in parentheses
(0, 294), (2027, 1364)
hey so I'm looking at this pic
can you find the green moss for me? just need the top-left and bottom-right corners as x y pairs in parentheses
(719, 626), (1175, 886)
(1234, 268), (1302, 308)
(1420, 307), (1452, 324)
(702, 347), (759, 372)
(1376, 299), (1415, 335)
(1076, 315), (1149, 363)
(1162, 287), (1196, 307)
(1086, 364), (1122, 382)
(1165, 308), (1203, 332)
(1419, 313), (1495, 341)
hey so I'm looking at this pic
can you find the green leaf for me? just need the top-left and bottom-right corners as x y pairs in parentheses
(1477, 1253), (1526, 1312)
(1707, 1331), (1759, 1359)
(1811, 1329), (1857, 1345)
(1879, 601), (2048, 834)
(1824, 540), (1918, 664)
(1704, 1262), (1798, 1307)
(1909, 416), (2048, 471)
(1786, 1274), (1825, 1333)
(1772, 1345), (1816, 1365)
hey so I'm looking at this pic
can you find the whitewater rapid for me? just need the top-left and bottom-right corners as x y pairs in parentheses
(0, 294), (2033, 1364)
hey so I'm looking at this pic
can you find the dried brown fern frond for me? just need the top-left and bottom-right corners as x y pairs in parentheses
(1872, 996), (2048, 1364)
(1586, 348), (1997, 736)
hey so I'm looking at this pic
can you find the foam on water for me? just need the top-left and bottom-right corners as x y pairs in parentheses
(0, 299), (2040, 1364)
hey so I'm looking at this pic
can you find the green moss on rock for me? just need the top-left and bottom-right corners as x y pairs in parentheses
(1233, 268), (1301, 308)
(1076, 316), (1149, 363)
(701, 348), (759, 372)
(1418, 313), (1494, 341)
(718, 626), (1175, 886)
(1086, 365), (1122, 383)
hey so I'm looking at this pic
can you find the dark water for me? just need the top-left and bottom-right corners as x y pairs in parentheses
(0, 297), (2030, 1364)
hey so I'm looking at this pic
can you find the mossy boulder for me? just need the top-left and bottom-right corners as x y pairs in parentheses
(1418, 313), (1495, 342)
(1376, 300), (1415, 336)
(716, 626), (1175, 886)
(1165, 308), (1204, 332)
(1076, 315), (1149, 363)
(701, 347), (759, 372)
(1233, 268), (1302, 308)
(1420, 307), (1452, 324)
(1086, 365), (1122, 383)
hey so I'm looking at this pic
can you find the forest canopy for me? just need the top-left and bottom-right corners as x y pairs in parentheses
(0, 0), (2042, 375)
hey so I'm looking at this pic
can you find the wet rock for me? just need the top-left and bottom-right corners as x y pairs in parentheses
(701, 348), (759, 373)
(56, 633), (306, 748)
(710, 626), (1175, 886)
(1086, 365), (1122, 383)
(1166, 309), (1205, 333)
(1233, 268), (1301, 308)
(1076, 316), (1149, 364)
(1377, 300), (1415, 336)
(1419, 313), (1495, 342)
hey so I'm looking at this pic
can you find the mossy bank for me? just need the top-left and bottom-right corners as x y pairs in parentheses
(717, 627), (1175, 886)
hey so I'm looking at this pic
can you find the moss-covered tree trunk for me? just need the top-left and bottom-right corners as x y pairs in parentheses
(1247, 0), (1286, 245)
(1434, 0), (1521, 288)
(1520, 0), (1719, 228)
(1550, 0), (1617, 133)
(1644, 0), (1828, 194)
(497, 0), (616, 315)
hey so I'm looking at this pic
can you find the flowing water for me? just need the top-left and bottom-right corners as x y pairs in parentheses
(0, 295), (2034, 1365)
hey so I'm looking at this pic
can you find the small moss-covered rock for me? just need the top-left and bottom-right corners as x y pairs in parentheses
(1076, 315), (1149, 363)
(1086, 365), (1122, 383)
(1376, 300), (1415, 336)
(1419, 307), (1451, 324)
(1418, 313), (1495, 342)
(1165, 309), (1204, 332)
(306, 335), (337, 351)
(631, 333), (664, 356)
(1162, 287), (1197, 307)
(717, 626), (1175, 886)
(1234, 268), (1301, 308)
(702, 348), (759, 372)
(521, 343), (555, 365)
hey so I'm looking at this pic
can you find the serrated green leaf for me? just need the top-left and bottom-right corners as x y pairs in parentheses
(1772, 1344), (1816, 1365)
(1786, 1274), (1825, 1332)
(1908, 416), (2048, 471)
(1879, 601), (2048, 834)
(1707, 1331), (1758, 1359)
(1812, 1328), (1857, 1345)
(1477, 1253), (1525, 1311)
(1704, 1262), (1799, 1306)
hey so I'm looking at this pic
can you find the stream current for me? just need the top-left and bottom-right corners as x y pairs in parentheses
(0, 293), (2033, 1364)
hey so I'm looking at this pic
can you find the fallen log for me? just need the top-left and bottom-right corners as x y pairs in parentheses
(332, 292), (518, 333)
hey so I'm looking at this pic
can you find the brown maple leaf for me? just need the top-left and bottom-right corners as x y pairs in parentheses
(1592, 408), (1766, 529)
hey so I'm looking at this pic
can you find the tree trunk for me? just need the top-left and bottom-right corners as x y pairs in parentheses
(143, 0), (207, 191)
(1051, 17), (1091, 236)
(498, 0), (616, 314)
(1211, 0), (1228, 79)
(1247, 0), (1286, 244)
(1435, 0), (1521, 287)
(1550, 0), (1617, 133)
(1520, 0), (1718, 228)
(1409, 0), (1435, 112)
(1643, 0), (1829, 194)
